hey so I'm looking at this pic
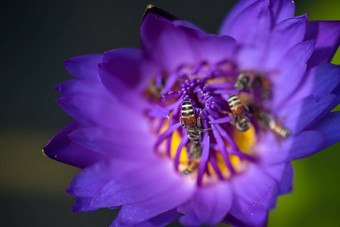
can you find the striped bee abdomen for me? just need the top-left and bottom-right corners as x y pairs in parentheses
(228, 94), (241, 108)
(181, 100), (194, 116)
(181, 99), (196, 126)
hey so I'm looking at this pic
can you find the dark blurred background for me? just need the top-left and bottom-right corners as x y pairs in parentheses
(1, 0), (339, 226)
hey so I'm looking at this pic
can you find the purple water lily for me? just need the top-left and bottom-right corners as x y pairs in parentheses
(44, 1), (340, 226)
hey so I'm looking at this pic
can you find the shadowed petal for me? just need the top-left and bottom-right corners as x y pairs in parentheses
(43, 121), (105, 168)
(310, 112), (340, 149)
(305, 21), (340, 68)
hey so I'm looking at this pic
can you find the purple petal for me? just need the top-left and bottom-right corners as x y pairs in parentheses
(271, 40), (315, 108)
(264, 162), (294, 196)
(333, 84), (340, 105)
(259, 130), (325, 163)
(72, 197), (108, 212)
(114, 170), (196, 225)
(100, 48), (156, 90)
(66, 159), (148, 197)
(179, 214), (201, 227)
(280, 94), (335, 134)
(191, 182), (233, 225)
(111, 209), (179, 227)
(90, 159), (184, 208)
(198, 35), (237, 64)
(56, 93), (145, 129)
(68, 127), (155, 159)
(140, 11), (200, 72)
(101, 48), (142, 89)
(141, 5), (177, 22)
(43, 121), (104, 168)
(219, 0), (271, 46)
(227, 197), (269, 227)
(220, 0), (295, 30)
(264, 15), (307, 69)
(178, 202), (201, 227)
(270, 0), (295, 24)
(219, 0), (258, 35)
(197, 135), (210, 185)
(55, 78), (112, 99)
(310, 112), (340, 150)
(64, 54), (103, 79)
(231, 164), (278, 210)
(99, 48), (156, 109)
(173, 20), (207, 36)
(305, 21), (340, 68)
(285, 64), (340, 107)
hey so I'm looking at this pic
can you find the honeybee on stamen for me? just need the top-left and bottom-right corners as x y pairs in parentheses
(235, 71), (272, 100)
(227, 94), (250, 132)
(180, 99), (210, 143)
(180, 99), (211, 175)
(234, 71), (256, 91)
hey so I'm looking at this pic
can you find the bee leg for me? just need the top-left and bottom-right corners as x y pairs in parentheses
(219, 110), (233, 119)
(180, 117), (185, 128)
(197, 108), (206, 129)
(201, 128), (212, 132)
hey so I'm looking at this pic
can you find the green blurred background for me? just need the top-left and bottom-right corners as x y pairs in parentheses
(0, 0), (339, 226)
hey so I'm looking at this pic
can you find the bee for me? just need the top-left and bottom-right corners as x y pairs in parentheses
(180, 99), (210, 143)
(235, 71), (272, 100)
(227, 94), (250, 132)
(254, 76), (272, 100)
(234, 71), (256, 91)
(182, 142), (202, 175)
(258, 112), (291, 138)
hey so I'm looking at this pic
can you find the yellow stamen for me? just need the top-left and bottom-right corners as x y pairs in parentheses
(234, 124), (256, 155)
(170, 129), (188, 162)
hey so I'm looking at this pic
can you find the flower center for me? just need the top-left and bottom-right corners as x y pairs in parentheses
(144, 60), (289, 185)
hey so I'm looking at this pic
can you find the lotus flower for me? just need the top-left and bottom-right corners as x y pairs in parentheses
(43, 1), (340, 226)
